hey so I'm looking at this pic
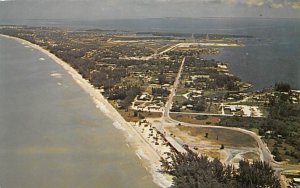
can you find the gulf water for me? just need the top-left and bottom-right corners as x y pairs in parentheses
(0, 36), (158, 188)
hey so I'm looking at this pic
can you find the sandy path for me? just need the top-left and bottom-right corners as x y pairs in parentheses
(0, 34), (171, 188)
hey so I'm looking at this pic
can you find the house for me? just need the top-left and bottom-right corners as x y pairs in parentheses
(181, 106), (187, 110)
(224, 106), (241, 112)
(162, 84), (170, 88)
(191, 75), (210, 81)
(217, 64), (228, 69)
(147, 105), (161, 110)
(138, 93), (152, 101)
(212, 97), (218, 101)
(292, 97), (298, 104)
(265, 130), (273, 134)
(292, 178), (300, 187)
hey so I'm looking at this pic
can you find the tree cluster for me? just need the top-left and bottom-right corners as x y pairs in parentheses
(106, 86), (141, 109)
(182, 98), (207, 112)
(275, 82), (291, 92)
(161, 149), (280, 188)
(152, 87), (170, 97)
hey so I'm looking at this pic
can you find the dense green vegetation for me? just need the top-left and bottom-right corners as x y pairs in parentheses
(274, 82), (291, 92)
(105, 86), (141, 109)
(161, 149), (280, 188)
(152, 87), (170, 97)
(183, 57), (241, 91)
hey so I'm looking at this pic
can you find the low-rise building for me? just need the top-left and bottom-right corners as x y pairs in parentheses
(292, 178), (300, 187)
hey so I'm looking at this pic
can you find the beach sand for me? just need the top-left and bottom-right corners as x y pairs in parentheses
(0, 34), (172, 188)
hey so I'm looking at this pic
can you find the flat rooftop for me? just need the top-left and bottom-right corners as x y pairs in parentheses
(165, 135), (187, 154)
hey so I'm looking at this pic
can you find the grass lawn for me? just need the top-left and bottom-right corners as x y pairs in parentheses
(249, 128), (259, 135)
(170, 113), (220, 125)
(168, 126), (257, 148)
(173, 96), (188, 105)
(242, 152), (260, 160)
(198, 149), (226, 160)
(119, 109), (162, 122)
(109, 100), (162, 122)
(175, 84), (189, 95)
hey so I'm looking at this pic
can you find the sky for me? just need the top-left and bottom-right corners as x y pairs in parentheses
(0, 0), (300, 20)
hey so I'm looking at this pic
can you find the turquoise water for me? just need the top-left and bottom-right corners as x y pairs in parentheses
(0, 36), (158, 188)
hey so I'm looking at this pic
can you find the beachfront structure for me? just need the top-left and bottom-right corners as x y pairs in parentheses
(293, 178), (300, 187)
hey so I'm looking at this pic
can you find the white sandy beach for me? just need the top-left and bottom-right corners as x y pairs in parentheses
(0, 34), (172, 188)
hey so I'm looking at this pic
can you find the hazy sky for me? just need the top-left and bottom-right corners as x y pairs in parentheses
(0, 0), (300, 20)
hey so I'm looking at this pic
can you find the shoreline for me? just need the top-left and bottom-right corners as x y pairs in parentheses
(0, 34), (172, 188)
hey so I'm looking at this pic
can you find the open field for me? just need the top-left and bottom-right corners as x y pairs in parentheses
(119, 109), (162, 122)
(167, 126), (257, 148)
(170, 113), (220, 125)
(241, 151), (260, 160)
(197, 149), (226, 159)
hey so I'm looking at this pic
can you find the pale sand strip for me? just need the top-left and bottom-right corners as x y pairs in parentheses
(0, 34), (172, 188)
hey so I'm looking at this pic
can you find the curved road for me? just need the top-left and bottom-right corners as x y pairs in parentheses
(161, 55), (277, 167)
(157, 55), (299, 187)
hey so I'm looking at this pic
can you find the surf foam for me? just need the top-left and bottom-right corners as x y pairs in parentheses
(50, 73), (62, 78)
(112, 121), (126, 131)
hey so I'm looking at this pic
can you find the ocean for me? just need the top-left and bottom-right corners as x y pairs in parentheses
(2, 17), (298, 90)
(0, 36), (158, 188)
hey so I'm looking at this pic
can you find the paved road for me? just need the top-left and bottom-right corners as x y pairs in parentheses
(158, 55), (299, 186)
(169, 111), (234, 117)
(161, 56), (276, 167)
(164, 115), (275, 164)
(163, 57), (185, 118)
(158, 43), (181, 55)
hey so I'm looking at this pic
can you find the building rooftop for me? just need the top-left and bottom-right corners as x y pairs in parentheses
(293, 178), (300, 183)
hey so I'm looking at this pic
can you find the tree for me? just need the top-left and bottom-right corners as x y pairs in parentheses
(205, 133), (208, 138)
(192, 98), (207, 112)
(160, 149), (280, 188)
(220, 144), (225, 149)
(237, 160), (280, 188)
(158, 73), (166, 85)
(133, 110), (138, 117)
(275, 82), (291, 92)
(171, 105), (181, 112)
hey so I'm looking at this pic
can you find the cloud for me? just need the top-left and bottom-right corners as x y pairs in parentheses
(1, 0), (299, 20)
(228, 0), (300, 8)
(127, 0), (300, 9)
(1, 0), (299, 9)
(142, 0), (300, 9)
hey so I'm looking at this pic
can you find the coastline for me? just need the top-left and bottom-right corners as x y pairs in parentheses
(0, 34), (172, 188)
